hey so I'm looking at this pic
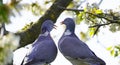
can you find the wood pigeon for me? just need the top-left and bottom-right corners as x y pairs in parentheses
(21, 20), (58, 65)
(58, 18), (106, 65)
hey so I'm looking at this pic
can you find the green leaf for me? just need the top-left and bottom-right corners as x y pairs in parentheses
(0, 5), (10, 23)
(67, 2), (74, 8)
(76, 12), (84, 24)
(88, 28), (95, 37)
(44, 0), (55, 4)
(44, 1), (51, 4)
(0, 0), (3, 6)
(80, 32), (87, 41)
(115, 45), (120, 50)
(95, 9), (103, 14)
(110, 49), (115, 56)
(114, 51), (119, 57)
(107, 46), (113, 51)
(109, 24), (117, 32)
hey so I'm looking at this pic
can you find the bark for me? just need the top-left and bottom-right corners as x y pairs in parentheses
(16, 0), (73, 48)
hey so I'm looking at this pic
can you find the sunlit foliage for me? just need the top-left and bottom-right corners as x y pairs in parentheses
(107, 44), (120, 57)
(0, 33), (20, 65)
(0, 0), (20, 64)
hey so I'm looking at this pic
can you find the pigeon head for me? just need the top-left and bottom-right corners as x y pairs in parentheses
(62, 18), (75, 33)
(41, 20), (55, 34)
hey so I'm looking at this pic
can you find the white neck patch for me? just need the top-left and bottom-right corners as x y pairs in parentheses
(64, 30), (72, 35)
(41, 31), (49, 36)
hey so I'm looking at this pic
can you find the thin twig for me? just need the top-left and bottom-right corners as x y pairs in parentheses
(98, 0), (103, 6)
(89, 23), (111, 28)
(89, 21), (120, 28)
(86, 12), (120, 23)
(93, 26), (100, 36)
(58, 6), (84, 12)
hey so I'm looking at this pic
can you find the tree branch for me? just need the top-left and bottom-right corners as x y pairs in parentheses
(86, 12), (120, 23)
(89, 23), (111, 28)
(58, 6), (120, 23)
(98, 0), (103, 6)
(16, 0), (73, 48)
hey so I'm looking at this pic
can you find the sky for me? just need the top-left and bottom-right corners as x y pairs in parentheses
(4, 0), (120, 65)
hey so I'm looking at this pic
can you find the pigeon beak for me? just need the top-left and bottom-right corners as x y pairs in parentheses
(53, 25), (57, 29)
(60, 21), (64, 25)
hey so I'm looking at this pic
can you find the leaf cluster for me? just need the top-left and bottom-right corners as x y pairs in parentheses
(0, 0), (22, 24)
(0, 33), (19, 65)
(107, 44), (120, 57)
(73, 3), (120, 36)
